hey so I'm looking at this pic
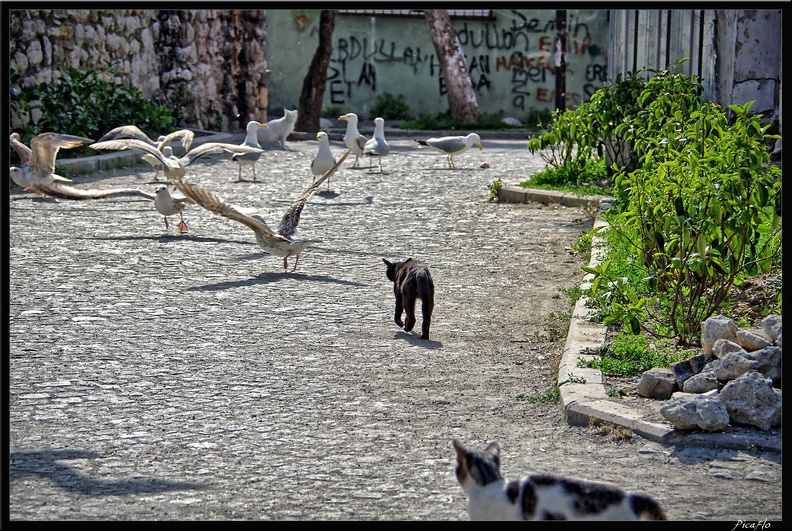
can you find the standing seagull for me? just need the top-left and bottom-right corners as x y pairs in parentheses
(154, 185), (189, 233)
(9, 132), (92, 190)
(363, 117), (390, 172)
(338, 112), (367, 168)
(175, 149), (351, 272)
(415, 133), (483, 169)
(89, 138), (264, 182)
(231, 120), (268, 182)
(311, 132), (337, 191)
(97, 125), (195, 181)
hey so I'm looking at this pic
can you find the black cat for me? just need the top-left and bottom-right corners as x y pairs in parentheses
(383, 258), (435, 340)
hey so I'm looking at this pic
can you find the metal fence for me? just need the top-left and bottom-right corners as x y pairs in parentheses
(608, 10), (717, 101)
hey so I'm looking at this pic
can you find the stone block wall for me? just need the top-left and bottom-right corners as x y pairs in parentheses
(9, 9), (269, 133)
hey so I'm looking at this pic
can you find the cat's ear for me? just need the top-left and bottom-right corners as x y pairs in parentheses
(483, 442), (500, 459)
(452, 439), (467, 461)
(383, 258), (392, 267)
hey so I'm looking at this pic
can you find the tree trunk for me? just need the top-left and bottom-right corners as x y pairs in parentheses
(424, 9), (479, 122)
(295, 10), (336, 132)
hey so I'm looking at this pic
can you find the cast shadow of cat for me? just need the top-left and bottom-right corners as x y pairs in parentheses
(394, 330), (443, 349)
(10, 449), (205, 496)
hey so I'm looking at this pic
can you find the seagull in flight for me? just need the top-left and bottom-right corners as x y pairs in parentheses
(89, 138), (264, 182)
(415, 133), (483, 169)
(338, 112), (367, 168)
(9, 132), (92, 190)
(175, 149), (351, 272)
(363, 117), (390, 172)
(97, 125), (195, 181)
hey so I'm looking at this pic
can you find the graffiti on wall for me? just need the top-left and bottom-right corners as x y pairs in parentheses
(321, 10), (608, 112)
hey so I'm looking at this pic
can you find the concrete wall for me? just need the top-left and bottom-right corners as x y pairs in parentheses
(266, 9), (610, 121)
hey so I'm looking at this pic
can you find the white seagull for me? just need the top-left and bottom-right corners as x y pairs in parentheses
(154, 185), (190, 233)
(231, 120), (268, 182)
(338, 112), (367, 168)
(175, 148), (351, 272)
(311, 132), (337, 190)
(9, 132), (92, 190)
(415, 133), (483, 169)
(89, 138), (264, 182)
(363, 117), (390, 172)
(97, 125), (195, 181)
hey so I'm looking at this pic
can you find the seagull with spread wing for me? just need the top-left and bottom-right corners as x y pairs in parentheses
(89, 138), (264, 182)
(415, 133), (483, 169)
(97, 125), (195, 181)
(175, 149), (350, 272)
(9, 132), (92, 190)
(9, 132), (155, 200)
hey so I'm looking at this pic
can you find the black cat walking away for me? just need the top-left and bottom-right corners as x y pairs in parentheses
(383, 258), (435, 340)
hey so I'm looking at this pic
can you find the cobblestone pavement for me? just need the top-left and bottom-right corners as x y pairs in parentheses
(7, 138), (782, 521)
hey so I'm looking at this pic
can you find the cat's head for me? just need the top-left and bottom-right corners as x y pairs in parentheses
(284, 109), (298, 121)
(452, 439), (503, 491)
(382, 257), (412, 282)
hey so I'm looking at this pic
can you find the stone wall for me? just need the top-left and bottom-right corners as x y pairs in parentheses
(9, 9), (269, 132)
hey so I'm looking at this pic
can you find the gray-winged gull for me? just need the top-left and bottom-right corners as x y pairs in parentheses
(415, 133), (483, 169)
(154, 185), (190, 233)
(311, 131), (337, 190)
(363, 117), (390, 172)
(175, 148), (351, 272)
(338, 112), (368, 168)
(231, 120), (268, 182)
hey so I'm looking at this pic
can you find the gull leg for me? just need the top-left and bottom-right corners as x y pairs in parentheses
(252, 165), (257, 182)
(289, 254), (300, 272)
(177, 212), (188, 234)
(235, 165), (247, 183)
(163, 216), (169, 230)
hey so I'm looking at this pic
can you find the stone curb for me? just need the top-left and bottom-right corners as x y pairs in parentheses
(504, 189), (782, 452)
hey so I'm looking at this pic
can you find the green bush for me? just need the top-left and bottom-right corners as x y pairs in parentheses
(585, 67), (781, 345)
(10, 63), (180, 159)
(578, 333), (689, 376)
(369, 92), (412, 120)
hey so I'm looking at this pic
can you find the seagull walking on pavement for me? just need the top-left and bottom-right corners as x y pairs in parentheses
(9, 132), (92, 190)
(154, 185), (190, 233)
(311, 132), (337, 191)
(232, 120), (268, 182)
(89, 138), (264, 182)
(415, 133), (483, 169)
(363, 117), (390, 172)
(97, 125), (195, 181)
(175, 149), (351, 272)
(338, 112), (367, 168)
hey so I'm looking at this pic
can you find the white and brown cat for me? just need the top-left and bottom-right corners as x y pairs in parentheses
(452, 439), (666, 520)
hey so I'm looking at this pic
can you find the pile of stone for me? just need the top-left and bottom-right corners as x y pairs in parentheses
(637, 314), (782, 432)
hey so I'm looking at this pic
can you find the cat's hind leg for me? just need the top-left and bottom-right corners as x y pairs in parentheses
(394, 297), (405, 328)
(420, 298), (433, 339)
(402, 293), (417, 333)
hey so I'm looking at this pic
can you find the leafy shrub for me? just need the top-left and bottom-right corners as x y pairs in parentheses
(369, 92), (412, 120)
(10, 63), (180, 159)
(578, 333), (688, 376)
(399, 110), (516, 131)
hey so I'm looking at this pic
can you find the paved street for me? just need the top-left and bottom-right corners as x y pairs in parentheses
(7, 137), (782, 521)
